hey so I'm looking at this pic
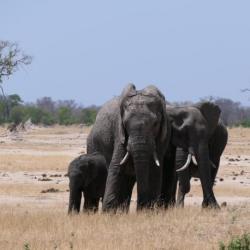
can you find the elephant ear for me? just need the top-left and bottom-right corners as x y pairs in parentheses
(83, 157), (98, 186)
(118, 83), (137, 144)
(196, 102), (221, 135)
(143, 85), (169, 143)
(143, 85), (165, 100)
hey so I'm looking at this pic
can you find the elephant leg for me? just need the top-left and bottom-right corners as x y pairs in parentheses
(175, 148), (191, 207)
(118, 175), (136, 212)
(102, 145), (129, 212)
(210, 158), (220, 185)
(176, 174), (191, 208)
(159, 146), (177, 208)
(102, 162), (122, 212)
(197, 144), (220, 209)
(68, 185), (82, 214)
(83, 193), (99, 213)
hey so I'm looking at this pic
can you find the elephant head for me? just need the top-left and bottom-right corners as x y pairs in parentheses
(117, 84), (169, 208)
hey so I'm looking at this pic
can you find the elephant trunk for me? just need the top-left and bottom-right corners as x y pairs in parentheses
(132, 152), (151, 209)
(128, 137), (161, 210)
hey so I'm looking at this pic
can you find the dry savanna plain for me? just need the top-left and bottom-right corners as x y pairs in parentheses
(0, 124), (250, 249)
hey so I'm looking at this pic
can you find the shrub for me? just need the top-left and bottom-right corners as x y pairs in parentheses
(58, 107), (74, 125)
(240, 120), (250, 128)
(10, 106), (25, 124)
(219, 234), (250, 250)
(79, 107), (98, 125)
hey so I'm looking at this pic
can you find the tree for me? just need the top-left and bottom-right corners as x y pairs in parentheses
(79, 106), (98, 125)
(37, 97), (55, 114)
(0, 40), (32, 120)
(58, 107), (73, 125)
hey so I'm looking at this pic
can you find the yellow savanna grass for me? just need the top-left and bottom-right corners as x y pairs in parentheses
(1, 204), (250, 250)
(0, 126), (250, 249)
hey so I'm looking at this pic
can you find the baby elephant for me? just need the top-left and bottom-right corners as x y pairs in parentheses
(68, 152), (107, 214)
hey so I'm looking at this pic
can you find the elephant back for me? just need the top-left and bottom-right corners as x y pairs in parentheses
(87, 97), (120, 165)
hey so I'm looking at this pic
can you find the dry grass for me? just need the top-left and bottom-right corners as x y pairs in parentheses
(224, 127), (250, 155)
(0, 154), (72, 171)
(0, 205), (250, 250)
(0, 125), (250, 249)
(0, 182), (68, 196)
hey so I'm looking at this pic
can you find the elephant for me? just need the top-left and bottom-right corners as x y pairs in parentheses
(165, 102), (228, 208)
(175, 120), (228, 207)
(67, 152), (107, 214)
(87, 84), (172, 212)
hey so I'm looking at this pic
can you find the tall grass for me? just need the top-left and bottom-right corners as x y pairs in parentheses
(1, 204), (250, 250)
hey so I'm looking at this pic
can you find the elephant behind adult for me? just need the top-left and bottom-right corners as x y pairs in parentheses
(87, 84), (171, 212)
(175, 120), (228, 207)
(165, 102), (227, 208)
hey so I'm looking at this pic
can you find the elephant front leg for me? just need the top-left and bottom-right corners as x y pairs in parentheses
(68, 185), (82, 214)
(176, 173), (191, 208)
(83, 194), (99, 213)
(118, 175), (135, 213)
(102, 163), (122, 212)
(102, 145), (127, 212)
(176, 188), (185, 207)
(175, 148), (191, 207)
(159, 146), (177, 208)
(197, 144), (220, 209)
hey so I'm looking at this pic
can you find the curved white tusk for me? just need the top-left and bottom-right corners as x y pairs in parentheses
(176, 154), (192, 172)
(192, 156), (198, 165)
(119, 152), (129, 166)
(153, 151), (160, 167)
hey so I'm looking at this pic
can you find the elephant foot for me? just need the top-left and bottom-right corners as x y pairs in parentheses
(202, 199), (220, 210)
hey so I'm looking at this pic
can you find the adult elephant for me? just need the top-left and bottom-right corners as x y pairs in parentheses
(165, 102), (227, 208)
(175, 120), (228, 207)
(87, 84), (171, 212)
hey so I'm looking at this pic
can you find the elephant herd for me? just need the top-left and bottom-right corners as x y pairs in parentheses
(68, 84), (228, 214)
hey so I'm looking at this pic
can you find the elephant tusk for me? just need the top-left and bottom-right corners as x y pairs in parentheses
(153, 151), (160, 167)
(176, 154), (192, 172)
(192, 156), (198, 165)
(120, 152), (130, 166)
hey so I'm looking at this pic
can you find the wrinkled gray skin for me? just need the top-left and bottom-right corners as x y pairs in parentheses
(68, 153), (107, 214)
(87, 84), (171, 212)
(165, 102), (227, 209)
(175, 120), (228, 207)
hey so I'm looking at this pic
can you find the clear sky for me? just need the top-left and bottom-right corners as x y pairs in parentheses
(1, 0), (250, 106)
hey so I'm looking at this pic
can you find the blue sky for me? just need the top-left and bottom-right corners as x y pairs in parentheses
(1, 0), (250, 106)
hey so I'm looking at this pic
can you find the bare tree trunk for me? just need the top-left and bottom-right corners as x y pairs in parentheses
(0, 83), (9, 121)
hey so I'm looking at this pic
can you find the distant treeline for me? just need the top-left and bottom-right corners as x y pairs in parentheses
(0, 95), (99, 126)
(0, 94), (250, 127)
(172, 97), (250, 127)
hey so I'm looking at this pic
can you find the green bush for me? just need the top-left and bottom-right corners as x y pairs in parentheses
(58, 107), (74, 125)
(219, 234), (250, 250)
(24, 106), (45, 124)
(79, 108), (97, 125)
(240, 120), (250, 128)
(0, 101), (6, 124)
(21, 106), (55, 125)
(10, 105), (25, 124)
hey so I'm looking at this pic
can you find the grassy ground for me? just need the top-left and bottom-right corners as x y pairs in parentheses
(1, 205), (250, 250)
(0, 125), (249, 249)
